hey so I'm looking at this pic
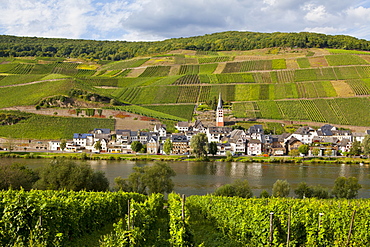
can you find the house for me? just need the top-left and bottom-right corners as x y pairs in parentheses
(192, 120), (207, 133)
(229, 129), (247, 154)
(247, 139), (263, 156)
(116, 130), (131, 144)
(338, 139), (352, 154)
(287, 138), (303, 152)
(48, 141), (61, 151)
(290, 126), (317, 144)
(153, 124), (167, 137)
(352, 132), (366, 143)
(316, 125), (351, 141)
(92, 138), (108, 152)
(73, 133), (93, 148)
(247, 125), (265, 142)
(217, 142), (232, 155)
(147, 136), (160, 154)
(206, 127), (232, 143)
(175, 122), (190, 132)
(171, 134), (190, 154)
(139, 131), (149, 144)
(93, 128), (111, 135)
(266, 134), (288, 156)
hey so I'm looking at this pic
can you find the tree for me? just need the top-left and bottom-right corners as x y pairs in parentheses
(94, 140), (102, 152)
(362, 135), (370, 155)
(311, 185), (330, 199)
(294, 182), (330, 199)
(312, 148), (320, 156)
(331, 176), (362, 199)
(131, 141), (143, 153)
(298, 144), (309, 155)
(208, 142), (218, 156)
(60, 139), (66, 151)
(294, 182), (313, 199)
(272, 179), (290, 197)
(288, 149), (300, 157)
(163, 138), (173, 155)
(214, 179), (253, 198)
(114, 162), (176, 195)
(260, 190), (270, 198)
(0, 163), (39, 190)
(33, 159), (109, 191)
(190, 133), (208, 158)
(349, 139), (362, 156)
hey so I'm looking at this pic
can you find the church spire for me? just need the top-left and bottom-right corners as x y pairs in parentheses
(217, 92), (223, 109)
(216, 93), (224, 127)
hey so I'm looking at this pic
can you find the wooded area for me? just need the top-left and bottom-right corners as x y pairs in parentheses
(1, 31), (370, 60)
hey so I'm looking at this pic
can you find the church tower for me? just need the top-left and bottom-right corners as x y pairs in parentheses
(216, 93), (224, 127)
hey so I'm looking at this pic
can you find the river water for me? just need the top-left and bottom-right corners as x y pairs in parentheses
(2, 158), (369, 198)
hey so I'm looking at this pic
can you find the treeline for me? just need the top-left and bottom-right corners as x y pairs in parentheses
(1, 31), (370, 60)
(215, 177), (362, 199)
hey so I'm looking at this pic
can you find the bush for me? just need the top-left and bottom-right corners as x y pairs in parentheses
(214, 179), (253, 198)
(272, 179), (290, 197)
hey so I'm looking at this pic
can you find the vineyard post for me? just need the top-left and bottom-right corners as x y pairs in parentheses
(286, 207), (291, 247)
(318, 213), (324, 229)
(269, 212), (274, 245)
(127, 200), (131, 230)
(346, 210), (356, 247)
(182, 194), (186, 221)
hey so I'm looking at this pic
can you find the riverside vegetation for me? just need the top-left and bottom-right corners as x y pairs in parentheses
(0, 158), (367, 246)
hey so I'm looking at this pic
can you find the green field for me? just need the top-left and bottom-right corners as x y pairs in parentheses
(1, 48), (370, 131)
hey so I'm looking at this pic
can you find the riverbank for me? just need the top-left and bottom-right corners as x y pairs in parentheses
(1, 151), (369, 164)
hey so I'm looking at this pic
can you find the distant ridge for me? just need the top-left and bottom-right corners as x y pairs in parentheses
(1, 31), (370, 60)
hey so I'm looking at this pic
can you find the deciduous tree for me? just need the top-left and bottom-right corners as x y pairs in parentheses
(33, 159), (109, 191)
(214, 179), (253, 198)
(331, 176), (362, 199)
(114, 162), (176, 195)
(131, 141), (143, 153)
(190, 133), (208, 158)
(272, 179), (290, 197)
(163, 138), (173, 155)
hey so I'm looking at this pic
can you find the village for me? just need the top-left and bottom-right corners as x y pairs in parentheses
(10, 94), (366, 157)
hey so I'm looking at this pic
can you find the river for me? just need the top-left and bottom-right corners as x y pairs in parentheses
(2, 158), (369, 198)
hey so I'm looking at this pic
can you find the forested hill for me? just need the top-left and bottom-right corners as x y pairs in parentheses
(1, 31), (370, 60)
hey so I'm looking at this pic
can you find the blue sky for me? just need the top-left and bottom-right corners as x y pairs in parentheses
(0, 0), (369, 41)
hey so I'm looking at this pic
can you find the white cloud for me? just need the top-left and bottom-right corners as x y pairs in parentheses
(0, 0), (369, 41)
(303, 4), (330, 22)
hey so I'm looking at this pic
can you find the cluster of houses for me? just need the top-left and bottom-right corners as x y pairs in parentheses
(47, 95), (369, 156)
(48, 122), (369, 156)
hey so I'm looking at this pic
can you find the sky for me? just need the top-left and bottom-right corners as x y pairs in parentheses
(0, 0), (370, 42)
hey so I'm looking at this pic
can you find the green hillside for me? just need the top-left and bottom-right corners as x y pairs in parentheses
(1, 32), (370, 138)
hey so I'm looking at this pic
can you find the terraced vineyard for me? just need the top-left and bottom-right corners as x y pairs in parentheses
(1, 47), (370, 132)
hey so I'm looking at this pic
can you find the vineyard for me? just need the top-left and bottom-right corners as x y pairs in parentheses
(231, 97), (370, 126)
(2, 191), (369, 246)
(0, 114), (115, 139)
(1, 49), (370, 131)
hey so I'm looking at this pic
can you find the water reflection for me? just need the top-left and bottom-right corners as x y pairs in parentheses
(1, 158), (369, 198)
